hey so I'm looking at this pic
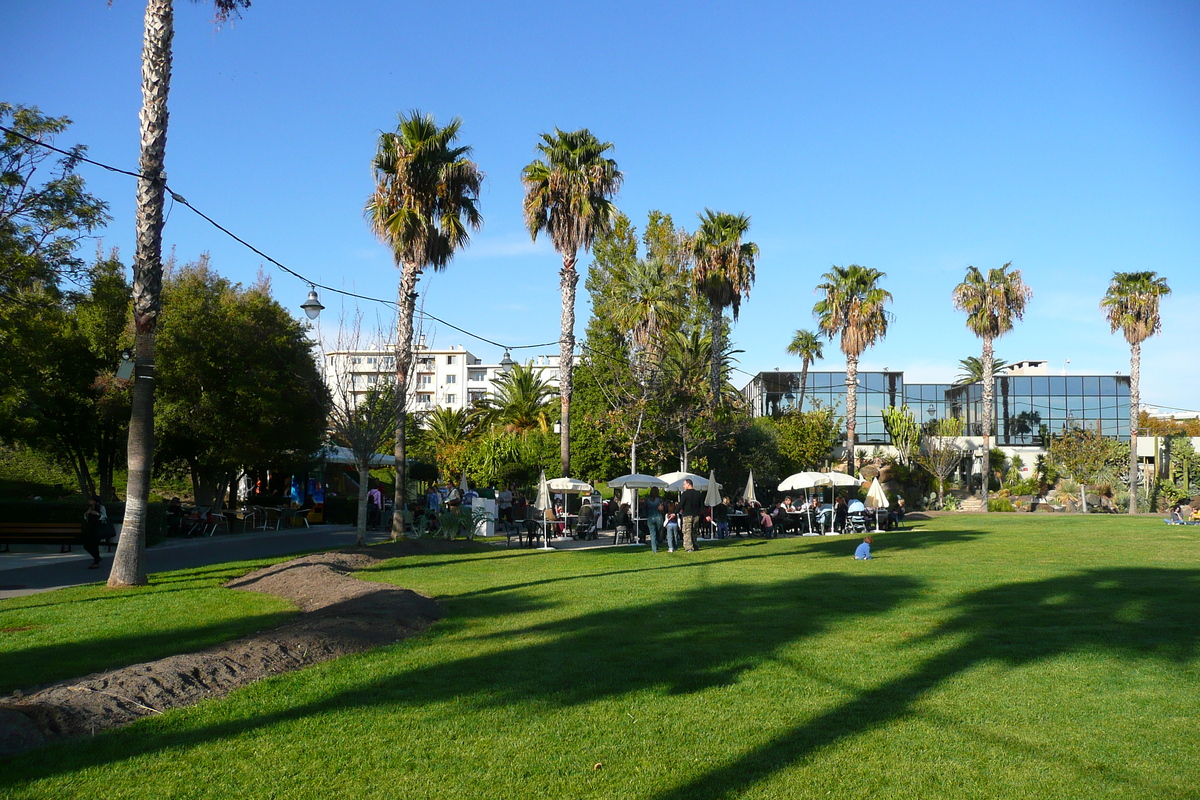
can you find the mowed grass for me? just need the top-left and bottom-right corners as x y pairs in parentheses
(3, 515), (1199, 799)
(0, 560), (298, 695)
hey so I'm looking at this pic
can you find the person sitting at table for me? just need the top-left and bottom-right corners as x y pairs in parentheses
(612, 502), (633, 542)
(781, 496), (796, 512)
(576, 501), (596, 539)
(889, 497), (907, 530)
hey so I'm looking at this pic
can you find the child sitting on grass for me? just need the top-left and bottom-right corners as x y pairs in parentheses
(854, 536), (874, 560)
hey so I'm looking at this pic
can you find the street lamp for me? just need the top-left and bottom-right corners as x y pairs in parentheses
(300, 288), (325, 320)
(499, 350), (514, 373)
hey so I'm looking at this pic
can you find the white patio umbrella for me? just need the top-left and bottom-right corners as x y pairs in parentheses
(702, 470), (723, 540)
(312, 445), (397, 467)
(742, 471), (758, 505)
(533, 470), (554, 550)
(865, 478), (889, 532)
(608, 474), (667, 544)
(777, 472), (833, 492)
(704, 471), (722, 507)
(824, 471), (863, 487)
(656, 471), (717, 492)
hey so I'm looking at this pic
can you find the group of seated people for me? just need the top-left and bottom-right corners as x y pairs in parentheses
(1167, 502), (1200, 524)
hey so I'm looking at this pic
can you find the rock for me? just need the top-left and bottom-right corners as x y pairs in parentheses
(860, 465), (880, 481)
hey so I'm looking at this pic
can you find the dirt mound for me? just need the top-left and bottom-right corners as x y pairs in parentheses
(0, 543), (440, 756)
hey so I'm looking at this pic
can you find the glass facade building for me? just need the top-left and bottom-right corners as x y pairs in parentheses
(743, 368), (1131, 446)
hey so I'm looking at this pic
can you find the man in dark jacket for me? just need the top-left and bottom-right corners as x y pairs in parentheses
(679, 479), (704, 552)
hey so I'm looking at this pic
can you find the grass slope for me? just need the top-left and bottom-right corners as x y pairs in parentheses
(3, 516), (1198, 799)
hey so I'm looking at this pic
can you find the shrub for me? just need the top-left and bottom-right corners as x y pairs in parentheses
(988, 497), (1015, 512)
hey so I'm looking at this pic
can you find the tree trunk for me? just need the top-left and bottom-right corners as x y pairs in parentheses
(356, 464), (369, 546)
(845, 355), (858, 471)
(391, 263), (420, 539)
(710, 303), (723, 417)
(110, 0), (173, 588)
(798, 359), (810, 412)
(559, 254), (577, 478)
(1128, 340), (1140, 514)
(980, 337), (993, 511)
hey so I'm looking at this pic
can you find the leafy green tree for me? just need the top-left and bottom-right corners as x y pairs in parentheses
(952, 262), (1032, 511)
(814, 264), (893, 471)
(776, 404), (842, 473)
(522, 128), (622, 477)
(785, 329), (823, 412)
(366, 111), (483, 533)
(917, 417), (965, 508)
(1049, 425), (1126, 513)
(422, 406), (479, 485)
(0, 103), (110, 297)
(1101, 271), (1171, 513)
(113, 0), (253, 588)
(154, 257), (329, 510)
(692, 210), (757, 416)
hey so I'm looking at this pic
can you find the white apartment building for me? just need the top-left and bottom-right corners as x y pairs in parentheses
(325, 337), (560, 417)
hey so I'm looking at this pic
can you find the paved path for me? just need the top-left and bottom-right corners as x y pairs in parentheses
(0, 526), (394, 600)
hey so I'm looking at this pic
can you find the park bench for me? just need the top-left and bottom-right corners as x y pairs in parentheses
(0, 522), (118, 553)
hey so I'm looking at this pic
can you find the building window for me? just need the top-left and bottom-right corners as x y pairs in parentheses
(445, 393), (457, 404)
(419, 374), (432, 385)
(416, 393), (433, 405)
(468, 370), (486, 382)
(418, 357), (434, 368)
(447, 355), (457, 365)
(446, 374), (457, 384)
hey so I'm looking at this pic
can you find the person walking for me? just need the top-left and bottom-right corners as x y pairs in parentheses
(679, 479), (704, 552)
(82, 495), (106, 569)
(645, 487), (665, 553)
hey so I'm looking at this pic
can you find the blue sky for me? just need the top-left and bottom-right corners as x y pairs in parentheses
(5, 1), (1198, 412)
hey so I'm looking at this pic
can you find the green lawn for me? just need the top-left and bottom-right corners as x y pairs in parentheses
(3, 516), (1198, 799)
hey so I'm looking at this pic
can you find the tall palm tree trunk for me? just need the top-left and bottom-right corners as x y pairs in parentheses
(798, 358), (810, 412)
(391, 264), (420, 538)
(1128, 341), (1141, 513)
(844, 356), (859, 471)
(109, 0), (173, 588)
(558, 255), (577, 477)
(709, 304), (723, 416)
(980, 338), (994, 510)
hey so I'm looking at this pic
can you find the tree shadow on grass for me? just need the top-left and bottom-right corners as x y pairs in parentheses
(649, 566), (1200, 800)
(801, 526), (988, 558)
(0, 572), (922, 784)
(0, 608), (299, 696)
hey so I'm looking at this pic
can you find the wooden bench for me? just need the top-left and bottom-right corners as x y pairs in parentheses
(0, 522), (118, 553)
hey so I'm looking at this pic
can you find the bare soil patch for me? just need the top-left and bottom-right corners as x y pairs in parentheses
(0, 541), (443, 756)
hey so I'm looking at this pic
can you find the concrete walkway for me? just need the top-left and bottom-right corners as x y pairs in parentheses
(0, 525), (393, 600)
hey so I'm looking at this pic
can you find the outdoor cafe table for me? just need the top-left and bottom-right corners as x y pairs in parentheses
(728, 511), (750, 535)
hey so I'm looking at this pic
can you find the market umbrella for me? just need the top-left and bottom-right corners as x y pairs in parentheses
(704, 471), (722, 507)
(656, 471), (717, 492)
(547, 477), (593, 494)
(777, 472), (833, 492)
(824, 471), (863, 487)
(533, 470), (554, 550)
(608, 474), (668, 544)
(865, 478), (889, 532)
(742, 471), (758, 506)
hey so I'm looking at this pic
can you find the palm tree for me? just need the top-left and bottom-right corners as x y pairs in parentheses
(692, 210), (758, 415)
(813, 265), (893, 472)
(952, 262), (1032, 510)
(611, 257), (685, 383)
(955, 355), (1009, 385)
(522, 128), (622, 477)
(367, 112), (483, 535)
(785, 329), (824, 411)
(110, 0), (251, 588)
(1102, 271), (1171, 513)
(483, 361), (558, 434)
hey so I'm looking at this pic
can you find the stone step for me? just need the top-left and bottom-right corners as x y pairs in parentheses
(959, 498), (986, 512)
